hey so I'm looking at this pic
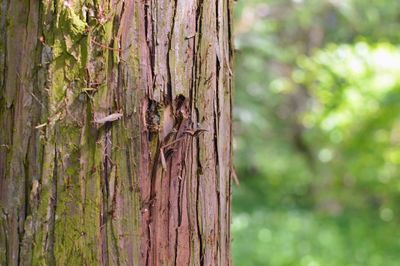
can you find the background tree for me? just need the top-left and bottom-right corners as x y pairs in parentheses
(0, 0), (234, 265)
(233, 0), (400, 265)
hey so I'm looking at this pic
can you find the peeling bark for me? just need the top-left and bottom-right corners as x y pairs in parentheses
(0, 0), (233, 265)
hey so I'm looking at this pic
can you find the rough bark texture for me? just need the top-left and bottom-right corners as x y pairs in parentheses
(0, 0), (233, 265)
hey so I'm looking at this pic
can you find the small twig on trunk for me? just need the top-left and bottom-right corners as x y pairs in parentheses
(93, 113), (123, 124)
(91, 39), (122, 51)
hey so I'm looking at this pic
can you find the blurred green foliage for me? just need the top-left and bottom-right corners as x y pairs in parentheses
(233, 0), (400, 265)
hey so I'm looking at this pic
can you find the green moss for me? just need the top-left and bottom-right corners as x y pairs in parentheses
(80, 36), (89, 69)
(51, 62), (66, 103)
(60, 7), (87, 38)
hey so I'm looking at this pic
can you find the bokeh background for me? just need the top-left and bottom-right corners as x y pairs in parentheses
(232, 1), (400, 265)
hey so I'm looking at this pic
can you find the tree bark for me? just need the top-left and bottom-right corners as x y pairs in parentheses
(0, 0), (233, 265)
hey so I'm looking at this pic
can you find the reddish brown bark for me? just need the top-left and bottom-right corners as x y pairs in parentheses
(0, 0), (233, 265)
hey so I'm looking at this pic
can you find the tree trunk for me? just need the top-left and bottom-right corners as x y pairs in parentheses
(0, 0), (233, 265)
